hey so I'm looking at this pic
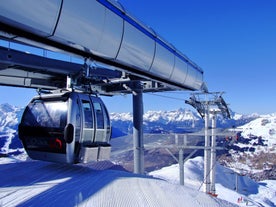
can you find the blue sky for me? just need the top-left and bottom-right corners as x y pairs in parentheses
(1, 0), (276, 114)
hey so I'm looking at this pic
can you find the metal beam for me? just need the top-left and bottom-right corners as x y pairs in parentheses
(144, 144), (224, 150)
(0, 46), (193, 94)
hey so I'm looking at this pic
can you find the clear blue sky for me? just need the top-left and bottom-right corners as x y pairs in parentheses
(1, 0), (276, 115)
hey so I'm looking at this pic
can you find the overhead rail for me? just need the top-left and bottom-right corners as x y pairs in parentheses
(0, 46), (176, 94)
(0, 0), (205, 92)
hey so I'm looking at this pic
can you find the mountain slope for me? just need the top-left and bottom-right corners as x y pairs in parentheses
(150, 156), (276, 207)
(219, 114), (276, 180)
(0, 157), (237, 207)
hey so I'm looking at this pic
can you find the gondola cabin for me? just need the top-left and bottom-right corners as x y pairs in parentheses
(18, 90), (111, 164)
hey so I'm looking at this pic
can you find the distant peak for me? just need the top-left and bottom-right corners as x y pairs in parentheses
(0, 103), (18, 112)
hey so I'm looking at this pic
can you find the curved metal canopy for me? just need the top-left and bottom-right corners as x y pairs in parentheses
(0, 0), (206, 94)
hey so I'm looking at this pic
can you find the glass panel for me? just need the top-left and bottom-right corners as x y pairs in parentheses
(22, 100), (67, 128)
(81, 100), (93, 128)
(93, 102), (104, 129)
(75, 100), (81, 142)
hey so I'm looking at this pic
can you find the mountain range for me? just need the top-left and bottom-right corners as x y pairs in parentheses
(0, 103), (275, 181)
(110, 108), (259, 135)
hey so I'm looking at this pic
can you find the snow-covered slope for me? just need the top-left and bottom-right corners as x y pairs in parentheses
(220, 114), (276, 180)
(0, 157), (237, 207)
(150, 157), (276, 207)
(240, 114), (276, 147)
(1, 156), (275, 207)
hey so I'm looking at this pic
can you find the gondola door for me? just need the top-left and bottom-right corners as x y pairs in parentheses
(77, 94), (111, 163)
(92, 99), (106, 143)
(80, 96), (95, 145)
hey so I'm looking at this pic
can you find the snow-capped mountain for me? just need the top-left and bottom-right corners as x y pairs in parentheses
(240, 114), (276, 146)
(110, 108), (259, 134)
(0, 103), (22, 131)
(219, 114), (276, 181)
(110, 108), (204, 135)
(0, 104), (24, 155)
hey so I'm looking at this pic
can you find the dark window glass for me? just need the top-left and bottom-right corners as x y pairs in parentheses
(82, 100), (93, 128)
(93, 102), (104, 129)
(22, 100), (67, 128)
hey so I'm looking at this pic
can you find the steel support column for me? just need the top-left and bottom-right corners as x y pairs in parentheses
(179, 148), (184, 185)
(133, 82), (144, 174)
(210, 112), (217, 194)
(203, 109), (211, 193)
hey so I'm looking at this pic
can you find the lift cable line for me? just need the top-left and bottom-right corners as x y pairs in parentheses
(0, 0), (209, 174)
(146, 93), (188, 102)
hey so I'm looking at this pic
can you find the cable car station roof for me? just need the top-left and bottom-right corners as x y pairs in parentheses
(0, 0), (206, 94)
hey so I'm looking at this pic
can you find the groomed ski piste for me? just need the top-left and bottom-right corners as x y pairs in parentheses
(0, 156), (275, 207)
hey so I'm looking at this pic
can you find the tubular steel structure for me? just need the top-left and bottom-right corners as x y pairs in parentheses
(0, 0), (204, 92)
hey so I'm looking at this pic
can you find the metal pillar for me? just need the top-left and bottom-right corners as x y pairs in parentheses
(133, 83), (144, 174)
(175, 134), (185, 186)
(203, 109), (211, 193)
(210, 112), (217, 194)
(179, 148), (184, 185)
(236, 173), (239, 193)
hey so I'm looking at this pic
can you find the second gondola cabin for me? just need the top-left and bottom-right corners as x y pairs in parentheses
(18, 90), (111, 164)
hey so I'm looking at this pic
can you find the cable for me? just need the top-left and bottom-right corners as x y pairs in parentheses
(197, 159), (217, 192)
(145, 92), (187, 102)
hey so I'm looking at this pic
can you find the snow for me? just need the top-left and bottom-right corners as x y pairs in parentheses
(0, 156), (275, 207)
(0, 132), (15, 154)
(0, 104), (276, 206)
(110, 108), (201, 123)
(109, 112), (133, 121)
(0, 157), (238, 207)
(149, 157), (276, 207)
(240, 115), (276, 147)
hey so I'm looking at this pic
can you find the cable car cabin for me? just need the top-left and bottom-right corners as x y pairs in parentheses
(18, 91), (111, 164)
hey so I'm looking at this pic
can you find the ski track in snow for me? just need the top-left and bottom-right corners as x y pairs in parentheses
(0, 158), (237, 207)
